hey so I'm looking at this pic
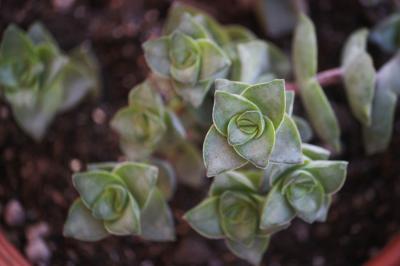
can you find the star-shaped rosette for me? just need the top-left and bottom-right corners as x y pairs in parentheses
(203, 79), (303, 177)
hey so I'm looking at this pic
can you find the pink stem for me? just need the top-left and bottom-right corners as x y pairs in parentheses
(286, 68), (343, 92)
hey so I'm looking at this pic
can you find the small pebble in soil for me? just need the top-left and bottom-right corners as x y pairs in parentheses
(25, 238), (51, 264)
(92, 108), (107, 125)
(4, 199), (25, 226)
(312, 255), (325, 266)
(140, 260), (154, 266)
(69, 159), (82, 173)
(0, 106), (9, 119)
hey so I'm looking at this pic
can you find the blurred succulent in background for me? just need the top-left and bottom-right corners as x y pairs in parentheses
(203, 78), (302, 176)
(0, 22), (99, 140)
(64, 162), (175, 241)
(184, 171), (270, 265)
(143, 13), (231, 107)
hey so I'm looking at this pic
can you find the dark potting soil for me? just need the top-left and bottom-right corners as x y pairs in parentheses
(1, 0), (400, 265)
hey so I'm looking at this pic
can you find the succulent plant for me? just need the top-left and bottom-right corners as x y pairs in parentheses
(0, 22), (99, 140)
(143, 13), (231, 107)
(203, 78), (302, 176)
(184, 170), (270, 265)
(260, 144), (348, 234)
(64, 162), (175, 242)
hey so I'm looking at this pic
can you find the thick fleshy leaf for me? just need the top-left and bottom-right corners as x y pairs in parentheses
(225, 25), (256, 42)
(210, 171), (257, 196)
(213, 90), (259, 135)
(140, 188), (175, 241)
(298, 78), (341, 151)
(151, 159), (176, 200)
(235, 40), (270, 83)
(72, 170), (124, 208)
(198, 39), (231, 80)
(260, 183), (295, 234)
(184, 196), (224, 239)
(227, 112), (264, 146)
(0, 24), (36, 62)
(285, 91), (295, 116)
(283, 171), (325, 223)
(293, 115), (313, 142)
(214, 78), (249, 95)
(112, 162), (158, 207)
(226, 236), (269, 266)
(241, 79), (286, 128)
(234, 116), (275, 168)
(64, 199), (109, 241)
(143, 36), (171, 77)
(175, 13), (209, 39)
(203, 126), (247, 177)
(193, 13), (230, 46)
(128, 80), (164, 116)
(104, 194), (141, 235)
(269, 114), (303, 164)
(303, 161), (348, 194)
(293, 14), (317, 81)
(363, 52), (400, 154)
(315, 195), (332, 222)
(370, 13), (400, 53)
(261, 162), (297, 193)
(219, 191), (259, 245)
(87, 162), (118, 172)
(342, 29), (376, 126)
(92, 184), (129, 221)
(28, 22), (58, 47)
(173, 78), (212, 107)
(163, 2), (201, 34)
(302, 143), (331, 160)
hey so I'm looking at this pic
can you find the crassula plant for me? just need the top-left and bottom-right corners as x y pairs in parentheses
(56, 3), (400, 266)
(0, 22), (99, 140)
(64, 162), (175, 241)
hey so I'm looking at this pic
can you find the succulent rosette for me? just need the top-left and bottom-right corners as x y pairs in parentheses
(260, 144), (348, 234)
(111, 80), (168, 160)
(184, 171), (270, 265)
(203, 78), (303, 176)
(143, 13), (231, 107)
(64, 162), (175, 242)
(0, 22), (99, 140)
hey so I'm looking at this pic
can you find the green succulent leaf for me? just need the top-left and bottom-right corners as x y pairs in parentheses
(293, 14), (317, 81)
(219, 191), (259, 245)
(128, 80), (164, 115)
(224, 25), (256, 42)
(112, 162), (158, 208)
(269, 114), (302, 164)
(363, 52), (400, 154)
(210, 171), (257, 196)
(151, 159), (177, 200)
(297, 79), (341, 152)
(198, 39), (231, 80)
(91, 184), (129, 221)
(104, 194), (141, 235)
(140, 188), (175, 241)
(233, 116), (275, 168)
(283, 170), (325, 223)
(303, 161), (348, 194)
(184, 196), (225, 239)
(143, 37), (171, 77)
(315, 195), (332, 222)
(241, 79), (286, 128)
(302, 143), (331, 160)
(370, 13), (400, 53)
(28, 22), (58, 47)
(342, 29), (376, 125)
(260, 182), (295, 234)
(175, 13), (209, 39)
(213, 90), (259, 135)
(203, 125), (247, 177)
(63, 199), (109, 241)
(72, 170), (124, 208)
(293, 115), (314, 142)
(285, 91), (295, 116)
(226, 236), (269, 266)
(215, 78), (249, 94)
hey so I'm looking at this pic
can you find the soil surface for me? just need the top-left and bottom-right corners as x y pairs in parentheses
(1, 0), (400, 265)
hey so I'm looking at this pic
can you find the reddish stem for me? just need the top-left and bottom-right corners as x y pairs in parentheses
(286, 68), (343, 92)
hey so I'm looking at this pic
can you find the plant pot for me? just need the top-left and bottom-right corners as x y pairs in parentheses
(0, 231), (30, 266)
(364, 234), (400, 266)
